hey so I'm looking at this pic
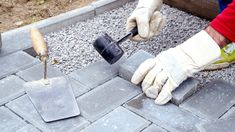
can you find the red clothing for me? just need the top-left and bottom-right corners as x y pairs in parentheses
(211, 0), (235, 42)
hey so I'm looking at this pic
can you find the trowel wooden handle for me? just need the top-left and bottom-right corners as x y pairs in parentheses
(30, 28), (48, 57)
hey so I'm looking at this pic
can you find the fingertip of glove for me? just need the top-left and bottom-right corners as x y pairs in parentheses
(145, 86), (158, 99)
(131, 74), (141, 84)
(154, 91), (172, 105)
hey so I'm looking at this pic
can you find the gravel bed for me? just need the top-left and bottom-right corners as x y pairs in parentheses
(44, 1), (235, 88)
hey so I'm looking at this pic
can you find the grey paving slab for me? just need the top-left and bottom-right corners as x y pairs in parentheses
(142, 124), (167, 132)
(0, 75), (25, 105)
(69, 60), (124, 90)
(119, 50), (154, 81)
(70, 78), (90, 97)
(81, 106), (150, 132)
(92, 0), (134, 15)
(196, 118), (235, 132)
(17, 124), (40, 132)
(77, 77), (141, 122)
(0, 107), (27, 132)
(6, 95), (90, 132)
(172, 77), (199, 105)
(221, 107), (235, 119)
(16, 63), (63, 82)
(124, 94), (205, 132)
(0, 51), (38, 79)
(180, 80), (235, 120)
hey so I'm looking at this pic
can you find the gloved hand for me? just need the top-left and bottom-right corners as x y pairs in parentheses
(131, 30), (221, 105)
(127, 0), (166, 42)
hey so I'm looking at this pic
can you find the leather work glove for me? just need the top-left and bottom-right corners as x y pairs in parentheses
(131, 30), (221, 105)
(127, 0), (166, 42)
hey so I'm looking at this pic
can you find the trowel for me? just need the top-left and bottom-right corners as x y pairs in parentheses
(24, 28), (80, 122)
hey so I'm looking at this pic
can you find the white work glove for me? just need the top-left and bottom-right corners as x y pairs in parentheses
(127, 0), (166, 42)
(131, 30), (221, 105)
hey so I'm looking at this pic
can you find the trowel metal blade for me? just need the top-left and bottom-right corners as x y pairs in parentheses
(24, 76), (80, 122)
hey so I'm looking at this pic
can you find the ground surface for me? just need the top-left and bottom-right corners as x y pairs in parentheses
(0, 0), (95, 32)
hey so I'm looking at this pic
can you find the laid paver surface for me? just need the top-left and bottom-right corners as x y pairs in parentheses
(197, 118), (235, 132)
(0, 107), (27, 132)
(124, 94), (205, 132)
(81, 106), (150, 132)
(142, 124), (167, 132)
(16, 124), (40, 132)
(0, 51), (38, 79)
(16, 63), (63, 82)
(69, 60), (122, 90)
(180, 80), (235, 120)
(6, 95), (90, 132)
(1, 1), (235, 132)
(0, 75), (25, 105)
(221, 107), (235, 119)
(77, 77), (141, 122)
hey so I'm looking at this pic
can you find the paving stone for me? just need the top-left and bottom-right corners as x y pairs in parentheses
(92, 0), (134, 15)
(16, 63), (63, 82)
(17, 124), (40, 132)
(0, 75), (25, 105)
(171, 77), (199, 105)
(69, 60), (124, 90)
(180, 80), (235, 120)
(0, 107), (27, 132)
(81, 106), (149, 132)
(0, 51), (38, 79)
(70, 78), (90, 97)
(6, 95), (90, 132)
(124, 94), (205, 132)
(119, 50), (154, 81)
(221, 107), (235, 119)
(142, 124), (167, 132)
(196, 118), (235, 132)
(77, 77), (141, 122)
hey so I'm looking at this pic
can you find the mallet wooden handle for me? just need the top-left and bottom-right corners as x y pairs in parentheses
(30, 28), (48, 59)
(30, 28), (48, 80)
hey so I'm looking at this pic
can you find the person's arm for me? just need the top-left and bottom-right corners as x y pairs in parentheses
(210, 1), (235, 46)
(204, 25), (231, 48)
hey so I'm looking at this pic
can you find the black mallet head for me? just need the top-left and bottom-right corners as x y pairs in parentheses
(93, 27), (138, 64)
(93, 33), (123, 64)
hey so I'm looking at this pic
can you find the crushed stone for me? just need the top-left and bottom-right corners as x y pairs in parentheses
(44, 1), (235, 88)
